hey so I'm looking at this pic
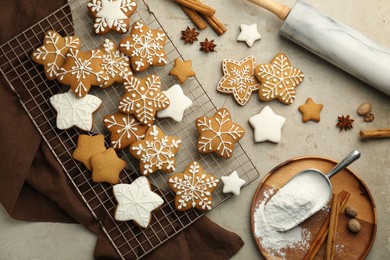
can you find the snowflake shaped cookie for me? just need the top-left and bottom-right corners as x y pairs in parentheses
(217, 56), (260, 106)
(114, 177), (164, 228)
(130, 125), (181, 176)
(87, 0), (137, 34)
(99, 39), (132, 87)
(168, 161), (219, 211)
(254, 53), (304, 105)
(119, 21), (167, 72)
(103, 111), (148, 150)
(31, 30), (80, 80)
(195, 108), (245, 159)
(50, 90), (102, 131)
(118, 74), (170, 126)
(56, 48), (108, 97)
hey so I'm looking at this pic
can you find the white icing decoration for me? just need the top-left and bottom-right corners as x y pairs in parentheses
(237, 23), (262, 47)
(113, 177), (164, 228)
(248, 106), (286, 143)
(156, 84), (192, 122)
(49, 90), (102, 131)
(220, 170), (246, 196)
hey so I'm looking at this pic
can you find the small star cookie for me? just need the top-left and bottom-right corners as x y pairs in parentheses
(119, 21), (167, 72)
(156, 84), (192, 122)
(130, 125), (182, 176)
(87, 0), (137, 35)
(169, 59), (196, 84)
(221, 171), (246, 196)
(254, 53), (304, 105)
(237, 24), (261, 47)
(249, 106), (286, 143)
(72, 134), (107, 170)
(195, 108), (245, 159)
(90, 148), (126, 184)
(298, 98), (323, 122)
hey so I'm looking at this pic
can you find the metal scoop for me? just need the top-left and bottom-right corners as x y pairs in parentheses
(265, 150), (361, 232)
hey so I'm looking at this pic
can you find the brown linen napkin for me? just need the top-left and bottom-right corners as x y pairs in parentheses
(0, 0), (245, 259)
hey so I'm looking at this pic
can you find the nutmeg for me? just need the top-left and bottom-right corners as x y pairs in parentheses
(348, 219), (361, 233)
(364, 113), (375, 122)
(357, 103), (372, 116)
(345, 206), (358, 218)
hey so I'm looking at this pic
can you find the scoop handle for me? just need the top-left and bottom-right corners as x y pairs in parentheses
(247, 0), (290, 20)
(326, 150), (361, 178)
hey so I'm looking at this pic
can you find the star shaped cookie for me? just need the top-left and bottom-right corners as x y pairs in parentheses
(254, 53), (304, 105)
(113, 176), (164, 228)
(87, 0), (137, 34)
(169, 59), (196, 84)
(168, 161), (219, 211)
(156, 84), (192, 122)
(217, 56), (260, 106)
(50, 90), (102, 131)
(195, 108), (245, 159)
(31, 30), (80, 80)
(72, 134), (107, 170)
(221, 171), (246, 196)
(118, 74), (170, 126)
(237, 24), (261, 47)
(249, 106), (286, 143)
(130, 125), (181, 176)
(90, 148), (126, 184)
(298, 98), (323, 122)
(119, 21), (167, 72)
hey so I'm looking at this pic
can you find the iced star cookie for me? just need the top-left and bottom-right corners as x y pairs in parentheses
(118, 74), (170, 126)
(31, 30), (80, 80)
(156, 84), (192, 122)
(217, 56), (260, 106)
(254, 53), (304, 105)
(249, 106), (286, 143)
(99, 39), (132, 88)
(87, 0), (137, 35)
(72, 134), (106, 170)
(56, 48), (108, 97)
(237, 24), (261, 47)
(168, 161), (219, 211)
(103, 111), (148, 150)
(195, 108), (245, 159)
(113, 176), (164, 228)
(119, 21), (168, 72)
(90, 148), (126, 184)
(130, 125), (181, 176)
(220, 171), (246, 196)
(298, 98), (323, 122)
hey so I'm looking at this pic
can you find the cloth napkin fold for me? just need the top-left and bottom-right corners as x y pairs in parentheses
(0, 0), (244, 259)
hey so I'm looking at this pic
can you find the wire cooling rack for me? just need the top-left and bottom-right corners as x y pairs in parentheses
(0, 0), (260, 259)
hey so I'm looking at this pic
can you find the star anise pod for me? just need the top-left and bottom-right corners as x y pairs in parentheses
(336, 115), (354, 131)
(200, 38), (216, 53)
(181, 26), (199, 44)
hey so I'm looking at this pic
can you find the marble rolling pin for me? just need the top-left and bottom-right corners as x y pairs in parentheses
(248, 0), (390, 96)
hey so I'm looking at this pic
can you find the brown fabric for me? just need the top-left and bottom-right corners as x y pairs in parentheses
(0, 0), (245, 259)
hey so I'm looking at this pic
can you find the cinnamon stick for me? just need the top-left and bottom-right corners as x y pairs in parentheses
(326, 193), (339, 260)
(360, 128), (390, 139)
(180, 6), (207, 30)
(193, 0), (227, 35)
(174, 0), (216, 17)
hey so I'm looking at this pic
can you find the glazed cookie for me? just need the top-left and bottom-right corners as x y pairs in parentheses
(169, 58), (196, 84)
(217, 56), (260, 106)
(119, 20), (168, 72)
(113, 176), (164, 228)
(118, 74), (170, 126)
(103, 111), (148, 150)
(72, 134), (106, 170)
(100, 39), (132, 88)
(31, 30), (80, 80)
(249, 106), (286, 143)
(195, 108), (245, 159)
(130, 125), (181, 176)
(90, 148), (126, 184)
(156, 84), (192, 122)
(221, 171), (246, 196)
(237, 24), (261, 47)
(168, 161), (219, 211)
(56, 48), (108, 97)
(254, 53), (304, 105)
(298, 98), (323, 122)
(87, 0), (137, 35)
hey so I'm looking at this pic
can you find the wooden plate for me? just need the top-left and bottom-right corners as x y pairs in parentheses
(250, 156), (377, 259)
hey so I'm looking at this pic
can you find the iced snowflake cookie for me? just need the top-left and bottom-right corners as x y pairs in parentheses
(217, 56), (260, 106)
(87, 0), (137, 35)
(130, 125), (181, 176)
(31, 30), (80, 80)
(195, 108), (245, 159)
(90, 148), (126, 184)
(113, 176), (164, 228)
(73, 134), (106, 170)
(118, 74), (170, 126)
(119, 21), (168, 72)
(254, 53), (304, 105)
(56, 48), (108, 97)
(103, 111), (148, 150)
(168, 161), (219, 211)
(99, 39), (132, 88)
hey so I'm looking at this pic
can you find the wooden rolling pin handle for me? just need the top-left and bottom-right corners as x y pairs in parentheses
(360, 128), (390, 139)
(247, 0), (291, 20)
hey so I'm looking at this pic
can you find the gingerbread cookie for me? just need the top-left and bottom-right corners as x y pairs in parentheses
(254, 53), (304, 105)
(90, 148), (126, 184)
(118, 74), (170, 126)
(56, 48), (108, 97)
(31, 30), (80, 80)
(103, 111), (148, 150)
(195, 108), (245, 159)
(168, 161), (219, 211)
(130, 125), (181, 176)
(87, 0), (137, 35)
(119, 21), (167, 72)
(72, 134), (106, 170)
(169, 58), (196, 84)
(100, 39), (132, 88)
(217, 56), (260, 106)
(113, 176), (164, 228)
(298, 98), (323, 122)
